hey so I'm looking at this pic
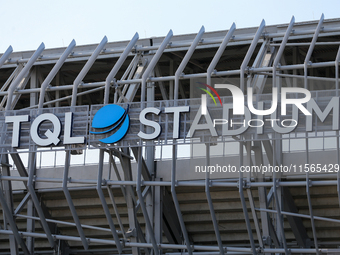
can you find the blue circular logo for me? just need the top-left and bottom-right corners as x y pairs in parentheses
(90, 105), (129, 144)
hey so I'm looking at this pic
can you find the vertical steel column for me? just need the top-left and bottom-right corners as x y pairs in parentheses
(101, 32), (138, 252)
(240, 20), (265, 92)
(119, 148), (142, 255)
(171, 144), (193, 254)
(103, 33), (139, 104)
(141, 30), (173, 103)
(171, 27), (206, 254)
(272, 137), (289, 255)
(254, 140), (272, 253)
(63, 36), (107, 251)
(205, 144), (225, 254)
(136, 147), (159, 255)
(206, 23), (236, 86)
(245, 141), (264, 248)
(26, 67), (38, 253)
(238, 139), (256, 255)
(145, 68), (155, 245)
(305, 133), (319, 254)
(304, 18), (322, 250)
(335, 46), (340, 207)
(303, 14), (324, 89)
(139, 30), (171, 254)
(154, 177), (163, 254)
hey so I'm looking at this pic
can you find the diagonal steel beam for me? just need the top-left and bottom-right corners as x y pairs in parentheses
(119, 147), (148, 255)
(14, 192), (30, 215)
(0, 46), (13, 69)
(5, 43), (45, 111)
(141, 30), (173, 103)
(104, 33), (139, 104)
(206, 23), (236, 86)
(240, 20), (265, 92)
(1, 154), (20, 255)
(62, 151), (89, 250)
(0, 183), (29, 254)
(136, 147), (159, 255)
(26, 151), (55, 247)
(304, 14), (324, 89)
(38, 39), (76, 109)
(174, 26), (205, 101)
(97, 149), (123, 253)
(71, 36), (107, 107)
(282, 187), (310, 248)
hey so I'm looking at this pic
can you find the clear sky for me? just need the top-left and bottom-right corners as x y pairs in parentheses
(0, 0), (339, 53)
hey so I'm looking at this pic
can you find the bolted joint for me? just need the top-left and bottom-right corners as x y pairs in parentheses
(275, 179), (280, 188)
(262, 235), (271, 246)
(237, 180), (249, 189)
(110, 78), (117, 88)
(125, 228), (137, 238)
(308, 179), (313, 187)
(257, 246), (264, 255)
(245, 66), (251, 75)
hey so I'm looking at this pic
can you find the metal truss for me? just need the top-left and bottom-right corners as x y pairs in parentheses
(1, 14), (340, 255)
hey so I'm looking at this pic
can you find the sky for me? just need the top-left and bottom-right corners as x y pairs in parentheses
(0, 0), (339, 53)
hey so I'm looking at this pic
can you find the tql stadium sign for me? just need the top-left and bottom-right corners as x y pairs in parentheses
(1, 85), (339, 153)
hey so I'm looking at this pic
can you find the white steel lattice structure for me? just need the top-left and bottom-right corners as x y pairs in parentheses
(1, 15), (340, 254)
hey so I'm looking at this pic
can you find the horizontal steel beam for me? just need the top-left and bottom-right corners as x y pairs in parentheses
(1, 229), (340, 254)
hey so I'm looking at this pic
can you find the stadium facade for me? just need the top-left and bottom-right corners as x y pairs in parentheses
(1, 14), (340, 254)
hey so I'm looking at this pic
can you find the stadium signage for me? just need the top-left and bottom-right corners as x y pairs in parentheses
(3, 85), (340, 148)
(5, 112), (84, 147)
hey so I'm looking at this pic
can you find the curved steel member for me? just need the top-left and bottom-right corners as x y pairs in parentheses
(5, 43), (45, 111)
(104, 32), (139, 105)
(240, 20), (265, 92)
(141, 30), (173, 103)
(71, 36), (107, 107)
(38, 40), (76, 110)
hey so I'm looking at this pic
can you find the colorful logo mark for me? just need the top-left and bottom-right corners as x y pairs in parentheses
(90, 104), (130, 144)
(197, 82), (223, 106)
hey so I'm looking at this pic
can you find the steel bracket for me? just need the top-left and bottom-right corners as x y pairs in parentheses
(126, 228), (137, 238)
(257, 246), (264, 255)
(308, 179), (313, 187)
(237, 180), (249, 189)
(275, 179), (280, 188)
